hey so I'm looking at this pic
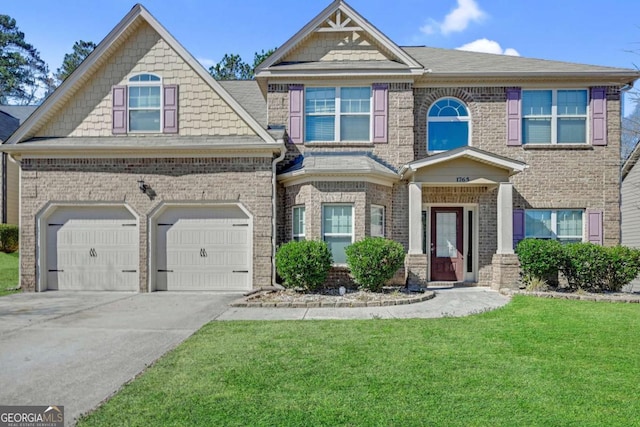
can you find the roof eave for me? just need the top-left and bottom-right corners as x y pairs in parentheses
(277, 169), (399, 187)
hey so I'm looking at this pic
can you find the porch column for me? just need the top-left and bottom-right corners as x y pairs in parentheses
(408, 182), (423, 254)
(497, 182), (514, 254)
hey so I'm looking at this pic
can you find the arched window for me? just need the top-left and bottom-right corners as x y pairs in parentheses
(427, 98), (470, 152)
(128, 73), (162, 132)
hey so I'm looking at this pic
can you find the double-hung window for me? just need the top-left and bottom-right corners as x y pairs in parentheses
(525, 209), (583, 243)
(128, 74), (162, 132)
(292, 206), (305, 241)
(323, 205), (353, 264)
(371, 205), (385, 237)
(305, 87), (371, 142)
(522, 89), (587, 144)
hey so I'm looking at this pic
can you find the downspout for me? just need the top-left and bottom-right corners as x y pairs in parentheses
(1, 152), (6, 224)
(619, 82), (635, 244)
(8, 154), (22, 290)
(272, 141), (286, 285)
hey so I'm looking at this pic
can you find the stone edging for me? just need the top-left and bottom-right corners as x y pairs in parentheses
(230, 290), (436, 308)
(500, 288), (640, 303)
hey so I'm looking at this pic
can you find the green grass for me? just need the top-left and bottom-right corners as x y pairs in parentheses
(0, 251), (19, 296)
(78, 296), (640, 427)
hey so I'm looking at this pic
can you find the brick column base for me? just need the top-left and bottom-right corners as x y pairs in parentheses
(491, 253), (521, 290)
(405, 254), (428, 286)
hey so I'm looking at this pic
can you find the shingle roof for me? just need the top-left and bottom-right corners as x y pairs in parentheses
(622, 141), (640, 181)
(0, 106), (37, 142)
(218, 80), (267, 128)
(0, 112), (19, 142)
(402, 46), (637, 75)
(0, 106), (38, 123)
(280, 152), (398, 176)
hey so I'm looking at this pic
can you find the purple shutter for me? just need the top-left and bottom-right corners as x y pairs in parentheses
(586, 209), (603, 245)
(513, 209), (525, 249)
(112, 85), (127, 134)
(590, 87), (607, 146)
(288, 85), (304, 144)
(372, 83), (388, 143)
(163, 84), (178, 134)
(506, 88), (521, 146)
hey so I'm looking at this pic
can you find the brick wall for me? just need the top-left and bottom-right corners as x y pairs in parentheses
(20, 157), (274, 291)
(414, 86), (622, 246)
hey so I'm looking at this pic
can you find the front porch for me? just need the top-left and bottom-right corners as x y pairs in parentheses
(400, 147), (526, 289)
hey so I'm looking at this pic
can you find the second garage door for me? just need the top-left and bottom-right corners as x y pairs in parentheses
(155, 205), (251, 291)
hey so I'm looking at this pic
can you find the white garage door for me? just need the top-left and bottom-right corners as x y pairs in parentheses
(46, 206), (139, 291)
(156, 206), (251, 291)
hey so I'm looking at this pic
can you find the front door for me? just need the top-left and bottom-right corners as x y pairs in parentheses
(430, 207), (464, 281)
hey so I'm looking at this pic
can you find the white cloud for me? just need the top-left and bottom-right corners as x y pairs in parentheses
(456, 38), (520, 56)
(421, 0), (487, 36)
(197, 58), (217, 69)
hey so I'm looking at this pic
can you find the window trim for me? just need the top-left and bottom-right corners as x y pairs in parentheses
(304, 86), (373, 143)
(322, 204), (354, 265)
(524, 209), (585, 242)
(292, 205), (305, 241)
(128, 73), (163, 133)
(522, 89), (589, 145)
(371, 204), (385, 237)
(427, 97), (472, 153)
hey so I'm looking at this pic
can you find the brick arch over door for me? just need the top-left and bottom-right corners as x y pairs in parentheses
(414, 88), (482, 160)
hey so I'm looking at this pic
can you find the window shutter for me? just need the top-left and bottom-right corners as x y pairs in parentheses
(372, 83), (388, 143)
(163, 84), (179, 134)
(288, 85), (304, 144)
(513, 209), (525, 249)
(586, 209), (603, 245)
(590, 87), (607, 146)
(112, 85), (127, 134)
(506, 88), (521, 146)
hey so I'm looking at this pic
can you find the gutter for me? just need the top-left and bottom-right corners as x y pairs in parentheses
(271, 141), (286, 285)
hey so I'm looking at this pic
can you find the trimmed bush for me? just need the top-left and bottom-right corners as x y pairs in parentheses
(345, 237), (405, 292)
(603, 246), (640, 292)
(516, 239), (640, 293)
(560, 243), (609, 292)
(516, 238), (563, 282)
(275, 240), (332, 291)
(0, 224), (19, 253)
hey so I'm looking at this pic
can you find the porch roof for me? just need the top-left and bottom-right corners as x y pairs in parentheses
(400, 147), (527, 181)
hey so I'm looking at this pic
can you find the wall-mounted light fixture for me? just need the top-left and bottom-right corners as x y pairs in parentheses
(137, 179), (149, 194)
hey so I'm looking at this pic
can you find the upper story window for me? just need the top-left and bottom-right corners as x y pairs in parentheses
(427, 98), (470, 152)
(305, 87), (371, 142)
(128, 74), (161, 132)
(112, 75), (178, 135)
(522, 89), (587, 144)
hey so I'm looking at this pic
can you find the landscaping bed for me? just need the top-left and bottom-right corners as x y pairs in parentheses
(231, 287), (435, 308)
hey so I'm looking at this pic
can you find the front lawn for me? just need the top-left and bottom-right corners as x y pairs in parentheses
(78, 296), (640, 426)
(0, 251), (19, 296)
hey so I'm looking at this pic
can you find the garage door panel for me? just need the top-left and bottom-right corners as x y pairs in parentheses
(46, 207), (139, 291)
(156, 207), (251, 291)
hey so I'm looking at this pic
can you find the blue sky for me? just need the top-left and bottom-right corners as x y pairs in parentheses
(5, 0), (640, 113)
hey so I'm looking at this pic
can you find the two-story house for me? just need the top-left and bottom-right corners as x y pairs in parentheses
(2, 1), (638, 292)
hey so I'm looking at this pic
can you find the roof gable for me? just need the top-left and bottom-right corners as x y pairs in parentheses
(256, 0), (422, 76)
(7, 4), (276, 145)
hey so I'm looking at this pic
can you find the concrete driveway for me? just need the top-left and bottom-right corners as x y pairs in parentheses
(0, 291), (239, 425)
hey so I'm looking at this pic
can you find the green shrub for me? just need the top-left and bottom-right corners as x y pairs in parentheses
(516, 238), (563, 282)
(601, 246), (640, 292)
(345, 237), (405, 292)
(0, 224), (19, 253)
(559, 243), (609, 292)
(275, 240), (332, 291)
